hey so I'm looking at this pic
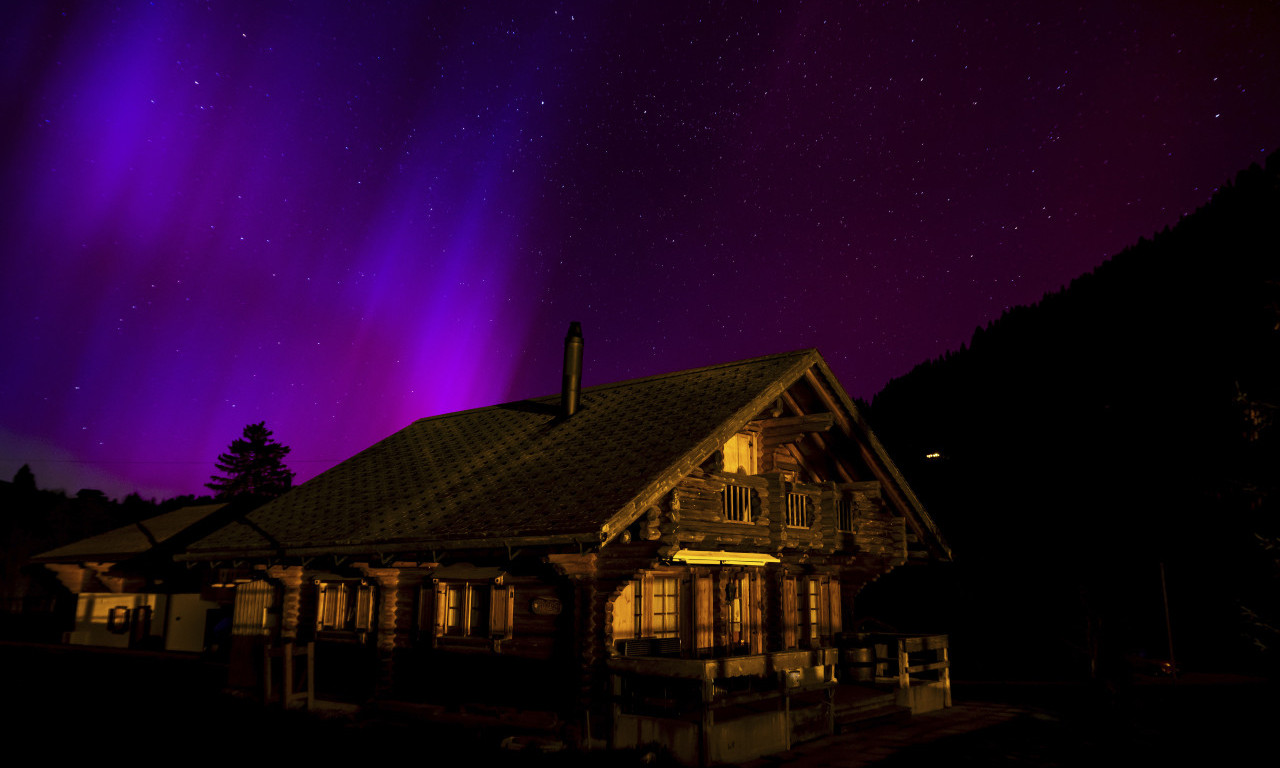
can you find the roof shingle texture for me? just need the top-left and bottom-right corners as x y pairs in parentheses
(34, 504), (227, 562)
(188, 351), (815, 556)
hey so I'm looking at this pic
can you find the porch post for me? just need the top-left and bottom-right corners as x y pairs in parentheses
(547, 553), (601, 750)
(362, 566), (422, 697)
(267, 565), (304, 642)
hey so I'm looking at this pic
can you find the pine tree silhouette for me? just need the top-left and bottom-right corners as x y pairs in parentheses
(206, 422), (295, 500)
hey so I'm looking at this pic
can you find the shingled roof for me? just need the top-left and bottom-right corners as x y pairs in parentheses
(33, 503), (227, 563)
(184, 349), (943, 560)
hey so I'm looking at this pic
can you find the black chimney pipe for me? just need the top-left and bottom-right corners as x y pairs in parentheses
(561, 321), (583, 417)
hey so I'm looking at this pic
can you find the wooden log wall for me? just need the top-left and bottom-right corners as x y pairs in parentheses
(591, 540), (664, 657)
(266, 565), (304, 642)
(847, 509), (907, 561)
(663, 468), (913, 561)
(665, 470), (772, 550)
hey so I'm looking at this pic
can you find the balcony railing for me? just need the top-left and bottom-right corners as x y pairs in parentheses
(722, 483), (753, 522)
(785, 492), (812, 528)
(840, 632), (951, 712)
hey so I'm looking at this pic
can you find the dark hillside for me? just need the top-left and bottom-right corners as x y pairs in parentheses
(863, 154), (1280, 681)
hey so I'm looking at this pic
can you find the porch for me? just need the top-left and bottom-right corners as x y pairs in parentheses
(607, 647), (839, 765)
(840, 632), (952, 714)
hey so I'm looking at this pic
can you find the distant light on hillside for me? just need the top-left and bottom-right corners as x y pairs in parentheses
(925, 452), (943, 460)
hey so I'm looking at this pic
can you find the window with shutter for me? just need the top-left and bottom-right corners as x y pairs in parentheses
(726, 571), (764, 654)
(427, 578), (514, 650)
(804, 578), (820, 643)
(315, 580), (376, 635)
(614, 572), (686, 655)
(652, 576), (679, 639)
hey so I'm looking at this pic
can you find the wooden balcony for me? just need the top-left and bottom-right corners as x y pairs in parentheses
(834, 481), (908, 560)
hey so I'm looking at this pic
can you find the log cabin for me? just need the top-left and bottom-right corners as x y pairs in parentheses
(179, 324), (952, 763)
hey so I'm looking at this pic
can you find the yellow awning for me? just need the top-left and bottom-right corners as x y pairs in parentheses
(669, 549), (781, 566)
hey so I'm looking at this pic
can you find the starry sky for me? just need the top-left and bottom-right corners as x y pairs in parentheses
(3, 1), (1278, 501)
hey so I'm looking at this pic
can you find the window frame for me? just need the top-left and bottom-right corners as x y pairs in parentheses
(723, 433), (757, 475)
(783, 574), (842, 649)
(314, 579), (376, 637)
(615, 572), (686, 653)
(426, 576), (514, 652)
(725, 570), (764, 654)
(836, 496), (855, 532)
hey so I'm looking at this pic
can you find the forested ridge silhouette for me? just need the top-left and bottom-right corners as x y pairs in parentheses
(865, 152), (1280, 680)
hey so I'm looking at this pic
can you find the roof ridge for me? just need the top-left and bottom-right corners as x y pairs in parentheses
(566, 347), (818, 396)
(409, 348), (819, 425)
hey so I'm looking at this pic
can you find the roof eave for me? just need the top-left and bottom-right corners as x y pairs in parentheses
(809, 358), (953, 562)
(176, 531), (601, 562)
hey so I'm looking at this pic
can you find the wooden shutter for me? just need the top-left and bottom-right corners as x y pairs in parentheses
(614, 581), (636, 641)
(315, 582), (331, 630)
(749, 571), (765, 655)
(355, 582), (375, 633)
(817, 577), (831, 642)
(639, 573), (654, 638)
(782, 576), (797, 649)
(829, 578), (843, 636)
(806, 578), (819, 644)
(489, 581), (515, 643)
(431, 580), (447, 646)
(693, 572), (713, 652)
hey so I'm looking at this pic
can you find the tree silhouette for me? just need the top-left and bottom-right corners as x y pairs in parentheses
(206, 422), (295, 500)
(12, 464), (36, 496)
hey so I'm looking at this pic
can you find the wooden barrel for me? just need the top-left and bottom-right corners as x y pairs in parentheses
(842, 646), (875, 682)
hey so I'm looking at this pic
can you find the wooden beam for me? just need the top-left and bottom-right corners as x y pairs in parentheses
(750, 413), (836, 433)
(800, 369), (928, 543)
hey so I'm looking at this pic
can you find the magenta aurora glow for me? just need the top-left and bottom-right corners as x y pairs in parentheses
(3, 2), (1279, 500)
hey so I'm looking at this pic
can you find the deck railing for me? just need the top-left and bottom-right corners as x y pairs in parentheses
(840, 632), (951, 710)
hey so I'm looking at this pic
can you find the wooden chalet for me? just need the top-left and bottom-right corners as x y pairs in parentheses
(179, 325), (952, 764)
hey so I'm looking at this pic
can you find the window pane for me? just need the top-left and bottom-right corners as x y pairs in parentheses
(469, 586), (490, 637)
(446, 585), (463, 635)
(653, 577), (679, 638)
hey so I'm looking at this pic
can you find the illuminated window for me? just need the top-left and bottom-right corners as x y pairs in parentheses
(653, 577), (679, 638)
(783, 575), (841, 648)
(107, 606), (131, 634)
(442, 583), (492, 637)
(441, 583), (490, 637)
(315, 580), (375, 634)
(726, 573), (761, 651)
(723, 433), (756, 474)
(728, 578), (743, 642)
(428, 579), (514, 648)
(615, 574), (684, 649)
(804, 579), (820, 643)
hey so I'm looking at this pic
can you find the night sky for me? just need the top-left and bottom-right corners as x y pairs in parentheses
(3, 2), (1278, 501)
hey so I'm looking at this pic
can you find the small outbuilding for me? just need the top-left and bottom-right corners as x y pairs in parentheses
(33, 503), (232, 653)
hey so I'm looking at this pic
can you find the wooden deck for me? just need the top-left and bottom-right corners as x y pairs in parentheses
(832, 684), (911, 732)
